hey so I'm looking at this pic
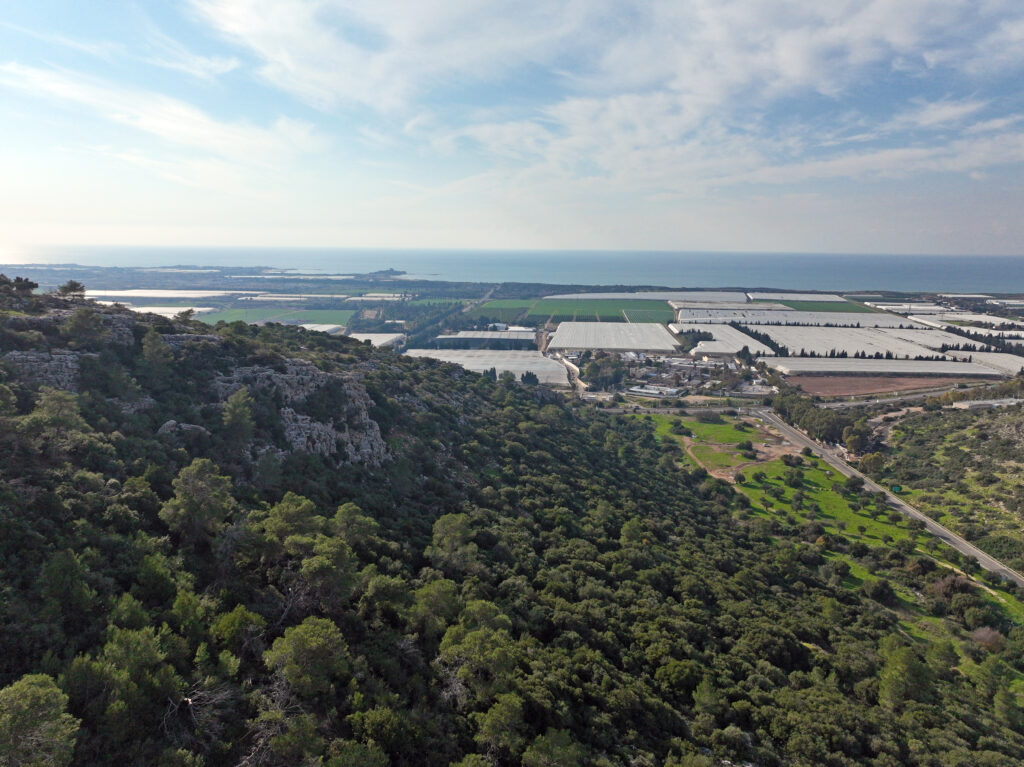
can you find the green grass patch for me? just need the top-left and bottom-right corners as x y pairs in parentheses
(691, 445), (746, 468)
(679, 418), (755, 444)
(527, 299), (674, 323)
(469, 298), (675, 323)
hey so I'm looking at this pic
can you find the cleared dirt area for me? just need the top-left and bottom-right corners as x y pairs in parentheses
(788, 375), (978, 397)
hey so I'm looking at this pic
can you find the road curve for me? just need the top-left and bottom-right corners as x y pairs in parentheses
(753, 408), (1024, 589)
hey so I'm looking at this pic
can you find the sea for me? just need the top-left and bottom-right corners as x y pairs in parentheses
(7, 247), (1024, 292)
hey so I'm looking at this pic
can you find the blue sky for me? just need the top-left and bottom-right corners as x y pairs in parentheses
(1, 0), (1023, 255)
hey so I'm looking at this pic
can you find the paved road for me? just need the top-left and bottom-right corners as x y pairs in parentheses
(753, 408), (1024, 589)
(818, 387), (962, 409)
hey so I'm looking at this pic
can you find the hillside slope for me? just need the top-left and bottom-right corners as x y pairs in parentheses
(1, 291), (1024, 766)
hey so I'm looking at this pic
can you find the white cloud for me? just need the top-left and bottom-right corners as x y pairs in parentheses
(0, 62), (322, 162)
(188, 0), (603, 111)
(140, 26), (241, 80)
(886, 98), (989, 131)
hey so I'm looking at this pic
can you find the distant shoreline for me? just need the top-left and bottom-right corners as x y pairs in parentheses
(5, 249), (1024, 291)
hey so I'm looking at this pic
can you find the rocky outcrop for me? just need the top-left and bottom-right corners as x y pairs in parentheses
(0, 349), (96, 392)
(98, 313), (135, 346)
(214, 358), (389, 468)
(213, 359), (331, 405)
(161, 334), (222, 350)
(157, 420), (211, 437)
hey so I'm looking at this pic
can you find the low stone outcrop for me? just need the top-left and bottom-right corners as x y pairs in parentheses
(0, 349), (96, 392)
(213, 359), (331, 405)
(156, 420), (212, 437)
(214, 358), (389, 468)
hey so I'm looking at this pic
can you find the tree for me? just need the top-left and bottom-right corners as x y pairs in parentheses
(0, 383), (18, 416)
(471, 693), (527, 756)
(522, 729), (586, 767)
(843, 474), (865, 493)
(159, 459), (235, 546)
(56, 280), (86, 298)
(0, 274), (38, 296)
(222, 386), (255, 445)
(263, 617), (351, 698)
(19, 387), (91, 456)
(61, 307), (104, 345)
(0, 674), (80, 767)
(859, 452), (885, 476)
(878, 645), (933, 710)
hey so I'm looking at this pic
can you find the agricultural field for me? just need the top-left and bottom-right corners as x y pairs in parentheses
(200, 308), (356, 326)
(470, 298), (674, 323)
(788, 375), (982, 397)
(465, 299), (534, 322)
(776, 300), (877, 313)
(639, 411), (1024, 630)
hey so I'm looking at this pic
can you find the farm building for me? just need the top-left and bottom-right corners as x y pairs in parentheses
(434, 330), (537, 349)
(669, 323), (774, 356)
(675, 310), (925, 327)
(946, 351), (1024, 376)
(763, 358), (1000, 377)
(547, 322), (680, 353)
(746, 292), (847, 302)
(909, 313), (1024, 329)
(404, 350), (569, 386)
(750, 326), (979, 358)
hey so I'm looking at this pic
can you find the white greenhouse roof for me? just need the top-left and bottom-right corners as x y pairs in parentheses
(405, 350), (569, 385)
(548, 322), (679, 352)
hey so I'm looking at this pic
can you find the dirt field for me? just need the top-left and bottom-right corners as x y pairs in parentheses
(787, 375), (978, 397)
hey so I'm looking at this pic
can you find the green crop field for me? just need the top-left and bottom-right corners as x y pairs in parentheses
(200, 308), (355, 326)
(759, 300), (877, 312)
(469, 298), (674, 323)
(465, 299), (534, 321)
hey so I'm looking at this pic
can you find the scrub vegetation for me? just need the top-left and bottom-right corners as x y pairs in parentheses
(2, 282), (1024, 767)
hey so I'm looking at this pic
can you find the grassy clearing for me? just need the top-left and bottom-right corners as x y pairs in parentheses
(691, 445), (746, 468)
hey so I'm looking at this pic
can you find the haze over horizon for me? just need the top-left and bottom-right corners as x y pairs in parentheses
(2, 1), (1024, 257)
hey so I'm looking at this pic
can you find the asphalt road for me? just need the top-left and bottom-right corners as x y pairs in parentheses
(754, 408), (1024, 589)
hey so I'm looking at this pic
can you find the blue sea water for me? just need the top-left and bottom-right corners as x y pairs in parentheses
(8, 247), (1024, 292)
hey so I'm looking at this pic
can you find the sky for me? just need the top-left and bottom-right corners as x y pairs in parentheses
(1, 0), (1023, 256)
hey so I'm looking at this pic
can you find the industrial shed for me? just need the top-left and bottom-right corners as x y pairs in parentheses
(669, 323), (774, 356)
(548, 322), (680, 352)
(404, 350), (569, 386)
(434, 330), (537, 349)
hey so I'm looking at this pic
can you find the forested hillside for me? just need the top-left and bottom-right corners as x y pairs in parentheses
(2, 285), (1024, 766)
